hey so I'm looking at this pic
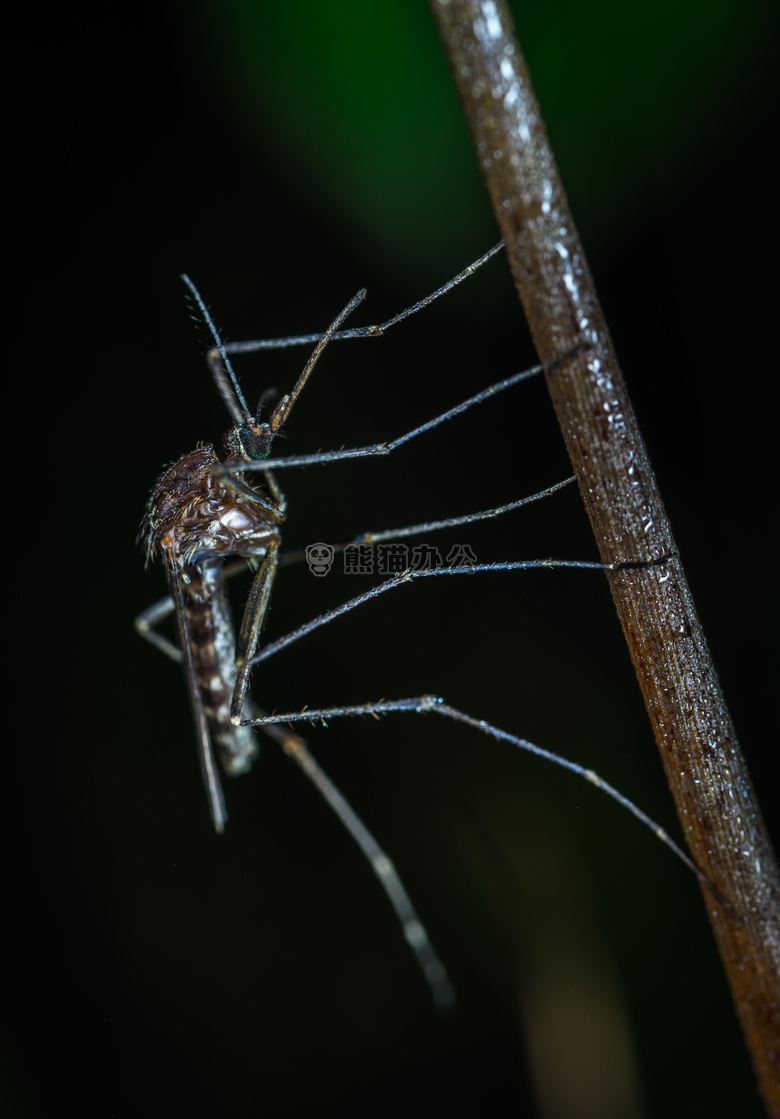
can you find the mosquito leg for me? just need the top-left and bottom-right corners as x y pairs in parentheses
(216, 465), (287, 518)
(136, 559), (254, 662)
(247, 557), (667, 672)
(256, 711), (454, 1010)
(277, 476), (578, 570)
(231, 537), (282, 721)
(164, 553), (228, 833)
(135, 594), (180, 661)
(217, 242), (505, 359)
(138, 546), (274, 798)
(245, 696), (729, 912)
(350, 476), (577, 546)
(221, 349), (587, 477)
(261, 468), (285, 513)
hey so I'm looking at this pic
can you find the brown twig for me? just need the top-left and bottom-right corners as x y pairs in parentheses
(430, 0), (780, 1112)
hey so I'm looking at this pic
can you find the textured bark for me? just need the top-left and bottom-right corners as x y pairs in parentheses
(430, 1), (780, 1112)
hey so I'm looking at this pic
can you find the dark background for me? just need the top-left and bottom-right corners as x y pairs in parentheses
(10, 1), (778, 1116)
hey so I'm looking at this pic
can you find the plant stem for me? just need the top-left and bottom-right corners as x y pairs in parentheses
(430, 0), (780, 1111)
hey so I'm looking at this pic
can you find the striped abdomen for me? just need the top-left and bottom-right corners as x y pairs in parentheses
(178, 558), (258, 775)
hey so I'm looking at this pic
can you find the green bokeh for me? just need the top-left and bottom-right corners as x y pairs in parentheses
(193, 0), (770, 272)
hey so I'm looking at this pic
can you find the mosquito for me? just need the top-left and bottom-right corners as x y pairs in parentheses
(137, 244), (721, 1009)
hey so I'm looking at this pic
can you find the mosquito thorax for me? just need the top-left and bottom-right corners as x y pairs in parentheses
(225, 423), (273, 462)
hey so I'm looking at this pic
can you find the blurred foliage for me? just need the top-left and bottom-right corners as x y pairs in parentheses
(193, 0), (770, 273)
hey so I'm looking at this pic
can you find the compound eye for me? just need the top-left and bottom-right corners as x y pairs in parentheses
(238, 423), (272, 460)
